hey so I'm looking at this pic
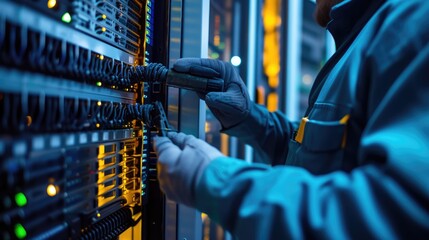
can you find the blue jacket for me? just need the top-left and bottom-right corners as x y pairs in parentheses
(195, 0), (429, 239)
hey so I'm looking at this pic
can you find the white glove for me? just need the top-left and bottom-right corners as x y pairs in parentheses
(154, 132), (224, 206)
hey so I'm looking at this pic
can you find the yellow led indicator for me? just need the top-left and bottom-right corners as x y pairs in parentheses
(14, 224), (27, 239)
(46, 184), (58, 197)
(96, 213), (101, 218)
(102, 14), (107, 19)
(97, 101), (102, 106)
(96, 123), (100, 128)
(26, 116), (32, 127)
(99, 55), (104, 60)
(101, 27), (106, 32)
(47, 0), (57, 9)
(214, 35), (220, 46)
(61, 12), (72, 23)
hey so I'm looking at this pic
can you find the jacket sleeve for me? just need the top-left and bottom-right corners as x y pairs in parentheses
(194, 33), (429, 240)
(222, 102), (297, 165)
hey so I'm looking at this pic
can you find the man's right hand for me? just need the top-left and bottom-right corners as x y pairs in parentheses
(173, 58), (251, 129)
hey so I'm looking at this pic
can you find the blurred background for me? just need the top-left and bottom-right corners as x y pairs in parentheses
(203, 0), (334, 239)
(205, 0), (334, 175)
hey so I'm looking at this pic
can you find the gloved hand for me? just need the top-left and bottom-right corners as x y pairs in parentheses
(173, 58), (251, 129)
(154, 132), (224, 206)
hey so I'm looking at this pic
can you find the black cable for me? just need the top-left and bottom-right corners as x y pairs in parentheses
(44, 37), (56, 74)
(104, 58), (115, 85)
(57, 96), (65, 130)
(71, 97), (80, 130)
(79, 48), (91, 83)
(9, 94), (19, 132)
(49, 38), (63, 74)
(94, 54), (103, 82)
(118, 103), (126, 127)
(1, 93), (10, 131)
(27, 30), (37, 70)
(88, 52), (97, 83)
(131, 63), (168, 87)
(0, 17), (7, 64)
(119, 62), (125, 87)
(20, 91), (29, 131)
(11, 23), (27, 66)
(123, 64), (132, 86)
(90, 100), (101, 129)
(35, 31), (47, 72)
(0, 16), (5, 53)
(50, 96), (59, 131)
(101, 56), (110, 83)
(112, 60), (120, 86)
(104, 102), (114, 128)
(78, 98), (90, 130)
(57, 39), (67, 75)
(33, 93), (45, 132)
(63, 98), (73, 131)
(68, 43), (80, 79)
(27, 95), (37, 131)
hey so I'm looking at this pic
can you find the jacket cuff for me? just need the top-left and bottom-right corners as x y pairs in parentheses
(194, 157), (247, 226)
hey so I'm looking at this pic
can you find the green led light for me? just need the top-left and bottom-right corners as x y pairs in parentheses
(61, 12), (72, 23)
(14, 224), (27, 239)
(14, 192), (27, 207)
(96, 81), (102, 87)
(210, 52), (220, 59)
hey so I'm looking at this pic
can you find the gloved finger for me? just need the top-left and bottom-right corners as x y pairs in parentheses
(168, 132), (200, 149)
(167, 132), (189, 148)
(154, 136), (175, 155)
(168, 132), (195, 149)
(153, 136), (182, 165)
(173, 58), (221, 78)
(166, 131), (178, 139)
(173, 58), (202, 72)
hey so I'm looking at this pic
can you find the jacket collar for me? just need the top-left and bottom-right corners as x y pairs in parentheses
(327, 0), (374, 48)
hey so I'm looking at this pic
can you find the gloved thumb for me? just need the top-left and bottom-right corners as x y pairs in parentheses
(204, 86), (250, 128)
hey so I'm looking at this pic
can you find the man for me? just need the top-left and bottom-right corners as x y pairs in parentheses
(154, 0), (429, 238)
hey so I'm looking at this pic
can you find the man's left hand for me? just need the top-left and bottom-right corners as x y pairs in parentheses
(154, 132), (224, 206)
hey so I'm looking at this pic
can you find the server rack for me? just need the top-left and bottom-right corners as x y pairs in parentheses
(0, 0), (161, 239)
(0, 0), (209, 239)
